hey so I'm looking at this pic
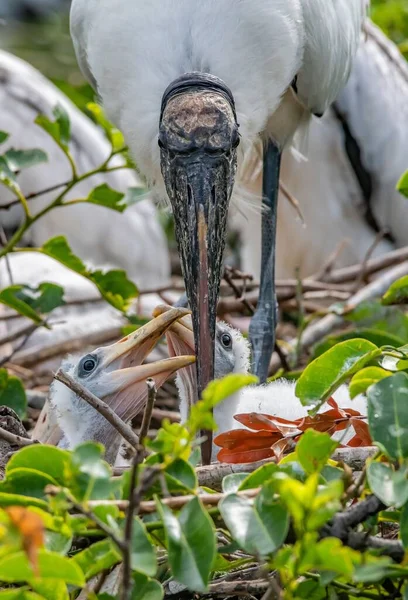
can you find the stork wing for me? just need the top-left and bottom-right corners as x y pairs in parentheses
(295, 0), (368, 116)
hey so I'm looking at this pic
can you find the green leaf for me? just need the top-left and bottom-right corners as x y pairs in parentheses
(72, 443), (111, 480)
(86, 103), (125, 151)
(238, 463), (279, 491)
(72, 539), (120, 580)
(0, 551), (84, 585)
(400, 502), (408, 549)
(30, 580), (69, 600)
(0, 492), (48, 510)
(295, 339), (380, 410)
(35, 105), (71, 150)
(0, 590), (46, 600)
(343, 300), (408, 341)
(131, 572), (164, 600)
(159, 497), (216, 593)
(397, 169), (408, 198)
(6, 446), (71, 485)
(313, 329), (405, 358)
(89, 270), (138, 312)
(219, 492), (289, 556)
(124, 187), (146, 206)
(0, 155), (17, 187)
(165, 459), (197, 493)
(0, 285), (46, 325)
(296, 430), (338, 474)
(367, 462), (408, 508)
(383, 275), (408, 306)
(0, 132), (9, 144)
(367, 372), (408, 459)
(41, 237), (86, 275)
(0, 369), (27, 418)
(4, 148), (48, 173)
(84, 184), (127, 213)
(130, 518), (157, 576)
(0, 468), (58, 499)
(222, 474), (249, 493)
(349, 367), (392, 399)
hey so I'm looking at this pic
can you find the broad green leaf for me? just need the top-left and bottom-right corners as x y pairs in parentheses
(6, 446), (71, 484)
(0, 468), (58, 500)
(0, 551), (84, 585)
(72, 443), (111, 480)
(72, 539), (120, 580)
(296, 430), (338, 474)
(53, 105), (71, 147)
(0, 132), (9, 144)
(367, 463), (408, 508)
(0, 285), (46, 325)
(165, 458), (197, 493)
(0, 590), (46, 600)
(313, 329), (405, 358)
(0, 155), (17, 187)
(89, 269), (138, 312)
(397, 169), (408, 198)
(353, 557), (393, 583)
(343, 300), (408, 341)
(30, 580), (69, 600)
(219, 492), (288, 556)
(4, 148), (48, 173)
(367, 372), (408, 459)
(349, 367), (392, 399)
(41, 237), (86, 275)
(400, 501), (408, 549)
(383, 275), (408, 306)
(84, 184), (127, 213)
(130, 518), (157, 576)
(296, 339), (380, 410)
(238, 463), (279, 491)
(159, 497), (215, 593)
(222, 474), (249, 494)
(0, 492), (48, 510)
(131, 572), (164, 600)
(14, 283), (65, 315)
(0, 369), (27, 418)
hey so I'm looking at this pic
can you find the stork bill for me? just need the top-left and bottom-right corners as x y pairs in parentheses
(50, 307), (195, 463)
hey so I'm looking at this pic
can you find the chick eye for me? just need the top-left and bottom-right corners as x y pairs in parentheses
(79, 355), (97, 375)
(221, 333), (232, 348)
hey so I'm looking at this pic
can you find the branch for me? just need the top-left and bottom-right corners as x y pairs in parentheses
(0, 425), (36, 447)
(54, 370), (139, 449)
(322, 495), (386, 542)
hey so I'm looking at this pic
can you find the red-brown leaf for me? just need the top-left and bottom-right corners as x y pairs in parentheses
(217, 446), (277, 464)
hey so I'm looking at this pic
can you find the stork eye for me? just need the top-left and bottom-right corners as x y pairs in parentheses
(221, 333), (232, 348)
(79, 355), (97, 376)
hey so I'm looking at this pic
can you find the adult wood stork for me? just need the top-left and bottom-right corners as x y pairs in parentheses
(161, 307), (367, 461)
(234, 20), (408, 279)
(70, 1), (368, 464)
(0, 50), (170, 290)
(49, 307), (194, 464)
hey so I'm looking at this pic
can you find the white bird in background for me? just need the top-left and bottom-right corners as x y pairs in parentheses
(70, 0), (367, 463)
(158, 306), (367, 461)
(234, 20), (408, 280)
(0, 50), (170, 291)
(49, 307), (194, 464)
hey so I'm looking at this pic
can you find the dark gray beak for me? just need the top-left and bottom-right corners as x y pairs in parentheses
(159, 73), (239, 464)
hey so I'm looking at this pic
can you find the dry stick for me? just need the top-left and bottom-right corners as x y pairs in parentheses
(279, 181), (305, 225)
(140, 380), (157, 441)
(0, 322), (39, 347)
(0, 425), (36, 447)
(270, 260), (408, 371)
(0, 326), (39, 368)
(312, 239), (350, 281)
(54, 370), (139, 449)
(351, 229), (390, 292)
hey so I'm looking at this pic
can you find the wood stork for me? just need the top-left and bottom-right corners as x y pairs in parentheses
(233, 20), (408, 279)
(0, 50), (170, 290)
(49, 307), (194, 464)
(160, 306), (367, 461)
(70, 0), (367, 463)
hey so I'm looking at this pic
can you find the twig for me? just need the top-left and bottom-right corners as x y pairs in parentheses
(312, 240), (350, 281)
(0, 322), (40, 347)
(0, 325), (39, 368)
(121, 449), (142, 600)
(279, 180), (305, 225)
(0, 180), (72, 212)
(224, 268), (255, 315)
(140, 380), (157, 441)
(166, 579), (271, 598)
(351, 230), (390, 292)
(54, 370), (139, 449)
(322, 495), (386, 542)
(0, 425), (36, 447)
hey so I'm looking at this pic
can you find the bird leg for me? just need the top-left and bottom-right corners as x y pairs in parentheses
(249, 140), (282, 383)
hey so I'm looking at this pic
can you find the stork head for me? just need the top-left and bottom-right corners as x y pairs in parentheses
(159, 73), (239, 462)
(153, 305), (250, 425)
(51, 307), (195, 462)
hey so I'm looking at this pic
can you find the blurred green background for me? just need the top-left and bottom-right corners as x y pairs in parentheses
(0, 0), (407, 112)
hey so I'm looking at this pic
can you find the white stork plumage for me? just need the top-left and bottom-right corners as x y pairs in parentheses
(234, 20), (408, 280)
(161, 307), (367, 461)
(70, 0), (367, 463)
(0, 50), (170, 290)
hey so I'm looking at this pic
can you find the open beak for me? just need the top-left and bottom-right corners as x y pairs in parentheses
(159, 81), (239, 464)
(95, 307), (195, 423)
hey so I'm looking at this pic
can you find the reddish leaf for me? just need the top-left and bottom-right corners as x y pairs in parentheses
(234, 412), (297, 432)
(217, 447), (276, 464)
(272, 438), (294, 461)
(214, 429), (278, 451)
(350, 418), (372, 446)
